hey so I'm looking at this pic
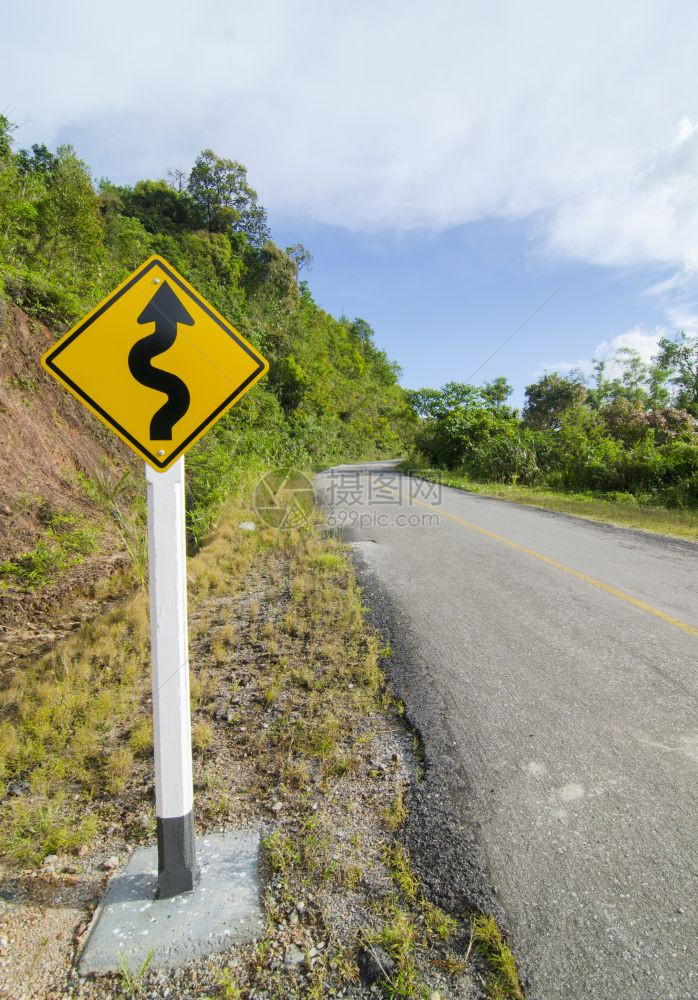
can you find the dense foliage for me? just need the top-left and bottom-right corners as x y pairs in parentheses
(408, 343), (698, 508)
(0, 117), (414, 535)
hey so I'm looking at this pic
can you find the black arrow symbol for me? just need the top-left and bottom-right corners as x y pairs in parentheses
(128, 282), (193, 441)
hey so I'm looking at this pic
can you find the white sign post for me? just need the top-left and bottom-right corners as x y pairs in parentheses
(41, 255), (268, 904)
(145, 457), (196, 897)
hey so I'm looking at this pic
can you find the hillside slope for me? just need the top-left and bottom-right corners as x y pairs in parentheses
(0, 301), (138, 657)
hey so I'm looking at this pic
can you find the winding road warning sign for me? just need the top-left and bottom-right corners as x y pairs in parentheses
(41, 255), (268, 470)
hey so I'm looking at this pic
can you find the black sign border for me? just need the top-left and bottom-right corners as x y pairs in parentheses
(43, 258), (266, 469)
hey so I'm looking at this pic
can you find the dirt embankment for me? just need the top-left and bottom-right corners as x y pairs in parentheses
(0, 301), (139, 660)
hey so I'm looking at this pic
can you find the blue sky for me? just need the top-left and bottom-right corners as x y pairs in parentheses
(271, 216), (673, 408)
(3, 1), (698, 409)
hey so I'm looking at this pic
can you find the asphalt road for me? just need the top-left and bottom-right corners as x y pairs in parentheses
(317, 461), (698, 1000)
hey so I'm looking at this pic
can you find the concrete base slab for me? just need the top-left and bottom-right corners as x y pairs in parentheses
(79, 829), (263, 975)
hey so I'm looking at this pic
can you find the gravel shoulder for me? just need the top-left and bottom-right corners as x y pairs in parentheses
(0, 502), (483, 999)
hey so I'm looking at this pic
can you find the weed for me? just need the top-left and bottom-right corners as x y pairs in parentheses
(192, 719), (214, 754)
(472, 914), (524, 1000)
(218, 623), (236, 644)
(263, 679), (281, 705)
(263, 829), (299, 876)
(364, 905), (421, 998)
(280, 759), (310, 790)
(283, 612), (299, 636)
(219, 967), (243, 999)
(422, 900), (458, 942)
(9, 373), (39, 393)
(128, 718), (152, 757)
(383, 842), (419, 902)
(0, 797), (98, 866)
(105, 747), (135, 794)
(117, 948), (154, 995)
(211, 636), (228, 664)
(0, 512), (100, 590)
(382, 784), (408, 831)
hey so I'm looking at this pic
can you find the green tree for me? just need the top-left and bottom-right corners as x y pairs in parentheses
(187, 150), (269, 245)
(33, 146), (104, 284)
(481, 376), (514, 411)
(119, 179), (196, 235)
(523, 372), (588, 430)
(654, 332), (698, 415)
(285, 243), (313, 276)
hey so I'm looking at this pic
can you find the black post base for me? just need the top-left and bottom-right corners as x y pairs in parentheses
(156, 811), (197, 898)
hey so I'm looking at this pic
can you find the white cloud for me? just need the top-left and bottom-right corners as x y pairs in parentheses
(665, 307), (698, 335)
(546, 326), (666, 380)
(3, 0), (698, 274)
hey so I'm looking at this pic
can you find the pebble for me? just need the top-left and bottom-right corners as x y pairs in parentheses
(102, 856), (119, 871)
(7, 779), (29, 797)
(238, 521), (256, 532)
(284, 943), (305, 967)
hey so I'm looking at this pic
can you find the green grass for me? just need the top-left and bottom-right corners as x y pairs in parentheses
(382, 784), (408, 831)
(0, 512), (100, 590)
(403, 465), (698, 542)
(0, 797), (98, 865)
(471, 914), (524, 1000)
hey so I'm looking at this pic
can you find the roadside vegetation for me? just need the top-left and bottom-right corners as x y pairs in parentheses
(0, 113), (414, 551)
(404, 343), (698, 538)
(402, 467), (698, 541)
(0, 477), (515, 998)
(0, 115), (529, 998)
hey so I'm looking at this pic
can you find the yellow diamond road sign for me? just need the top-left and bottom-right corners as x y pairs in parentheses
(41, 255), (268, 471)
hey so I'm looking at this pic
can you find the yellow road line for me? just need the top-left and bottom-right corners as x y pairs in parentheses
(385, 484), (698, 639)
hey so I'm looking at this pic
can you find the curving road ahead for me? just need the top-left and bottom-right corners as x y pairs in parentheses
(317, 461), (698, 1000)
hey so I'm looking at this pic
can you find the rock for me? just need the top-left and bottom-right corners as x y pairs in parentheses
(357, 946), (395, 986)
(284, 943), (305, 968)
(238, 521), (256, 532)
(271, 801), (283, 813)
(102, 856), (119, 871)
(77, 845), (89, 858)
(7, 779), (29, 797)
(42, 854), (58, 866)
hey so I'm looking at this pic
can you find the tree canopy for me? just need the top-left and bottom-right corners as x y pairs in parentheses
(409, 344), (698, 507)
(0, 119), (415, 537)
